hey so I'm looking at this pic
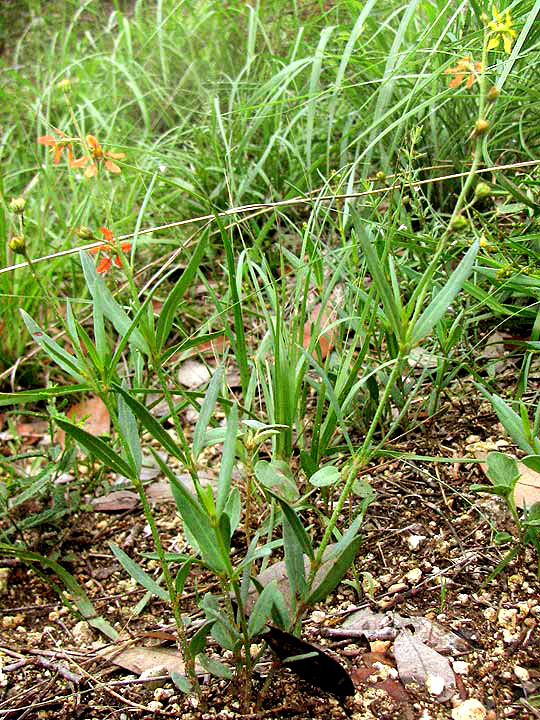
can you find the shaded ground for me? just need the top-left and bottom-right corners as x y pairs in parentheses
(1, 385), (539, 720)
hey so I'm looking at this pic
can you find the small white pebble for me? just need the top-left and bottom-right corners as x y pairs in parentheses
(405, 567), (422, 583)
(451, 698), (487, 720)
(426, 673), (445, 697)
(514, 665), (530, 682)
(407, 534), (426, 550)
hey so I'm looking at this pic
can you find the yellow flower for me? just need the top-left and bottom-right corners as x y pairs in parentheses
(488, 5), (516, 54)
(445, 56), (484, 88)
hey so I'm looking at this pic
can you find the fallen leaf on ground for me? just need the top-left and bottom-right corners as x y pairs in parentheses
(393, 614), (470, 655)
(92, 490), (139, 512)
(303, 302), (337, 360)
(57, 396), (110, 449)
(262, 625), (355, 697)
(393, 629), (457, 702)
(100, 644), (187, 676)
(147, 474), (218, 504)
(473, 445), (540, 508)
(0, 420), (50, 444)
(177, 360), (212, 388)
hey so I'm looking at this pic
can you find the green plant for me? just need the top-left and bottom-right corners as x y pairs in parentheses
(471, 451), (540, 580)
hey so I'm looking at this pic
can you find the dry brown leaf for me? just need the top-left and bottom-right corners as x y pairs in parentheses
(303, 302), (337, 360)
(57, 396), (110, 449)
(393, 629), (457, 702)
(92, 490), (139, 512)
(474, 446), (540, 508)
(393, 614), (470, 655)
(13, 420), (50, 444)
(100, 644), (187, 676)
(146, 474), (218, 504)
(513, 463), (540, 507)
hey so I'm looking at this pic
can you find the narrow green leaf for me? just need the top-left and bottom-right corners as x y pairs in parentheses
(117, 390), (142, 477)
(355, 227), (403, 340)
(190, 621), (213, 657)
(81, 252), (149, 356)
(307, 535), (362, 605)
(269, 491), (314, 560)
(151, 451), (226, 574)
(193, 368), (223, 460)
(223, 486), (241, 536)
(109, 542), (169, 601)
(175, 560), (192, 595)
(21, 311), (87, 383)
(248, 580), (282, 637)
(54, 417), (135, 479)
(216, 404), (239, 516)
(160, 330), (225, 365)
(410, 240), (479, 346)
(283, 514), (306, 606)
(478, 388), (539, 455)
(112, 383), (186, 464)
(0, 384), (92, 406)
(156, 231), (209, 351)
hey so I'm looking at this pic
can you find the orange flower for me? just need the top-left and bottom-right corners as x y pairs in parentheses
(445, 56), (484, 89)
(37, 128), (73, 165)
(71, 134), (125, 178)
(89, 227), (132, 274)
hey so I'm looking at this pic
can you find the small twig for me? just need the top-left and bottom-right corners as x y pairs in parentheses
(28, 655), (83, 684)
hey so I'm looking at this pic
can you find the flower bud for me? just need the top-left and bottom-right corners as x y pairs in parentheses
(9, 197), (26, 214)
(474, 119), (489, 135)
(9, 235), (26, 254)
(474, 182), (492, 200)
(487, 86), (500, 102)
(450, 215), (468, 232)
(76, 226), (95, 240)
(375, 171), (386, 182)
(57, 77), (73, 92)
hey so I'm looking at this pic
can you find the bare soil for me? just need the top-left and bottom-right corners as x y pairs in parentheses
(1, 391), (539, 720)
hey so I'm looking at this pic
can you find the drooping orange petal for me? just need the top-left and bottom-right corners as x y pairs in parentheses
(96, 256), (112, 274)
(70, 155), (89, 168)
(38, 135), (57, 146)
(105, 151), (126, 160)
(100, 227), (115, 243)
(120, 242), (132, 253)
(449, 73), (464, 88)
(466, 74), (475, 89)
(84, 163), (98, 178)
(88, 244), (103, 255)
(53, 145), (64, 164)
(104, 159), (122, 174)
